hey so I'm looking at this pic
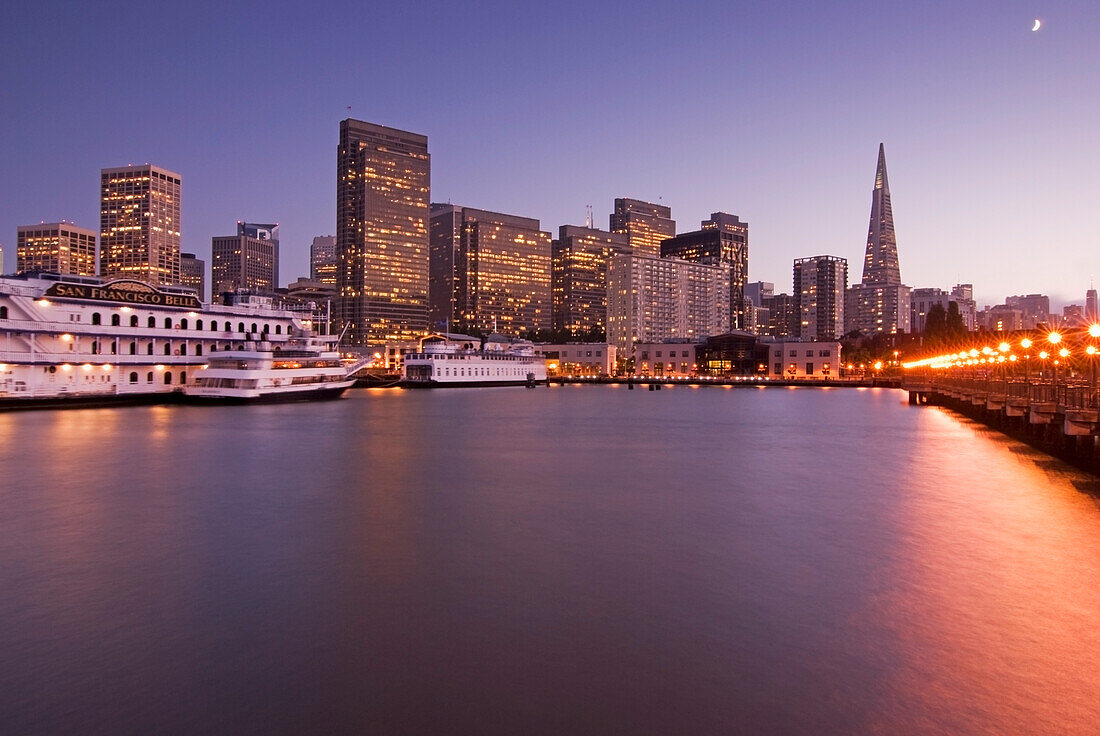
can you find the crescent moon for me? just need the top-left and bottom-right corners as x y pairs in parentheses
(1032, 19), (1041, 31)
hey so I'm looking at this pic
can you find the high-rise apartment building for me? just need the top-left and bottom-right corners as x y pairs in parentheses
(337, 119), (430, 345)
(845, 144), (910, 335)
(99, 164), (181, 285)
(211, 229), (278, 295)
(455, 208), (552, 336)
(609, 198), (675, 256)
(765, 293), (799, 338)
(310, 235), (337, 284)
(179, 252), (206, 301)
(607, 252), (730, 352)
(660, 212), (749, 329)
(16, 222), (97, 276)
(237, 222), (279, 288)
(552, 225), (631, 339)
(793, 255), (847, 340)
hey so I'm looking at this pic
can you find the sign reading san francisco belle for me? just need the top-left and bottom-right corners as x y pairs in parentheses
(43, 279), (202, 310)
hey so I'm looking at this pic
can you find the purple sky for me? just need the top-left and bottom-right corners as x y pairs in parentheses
(2, 1), (1097, 308)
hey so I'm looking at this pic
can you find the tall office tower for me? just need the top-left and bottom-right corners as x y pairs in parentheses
(16, 222), (97, 276)
(211, 229), (278, 295)
(337, 119), (430, 345)
(765, 293), (798, 337)
(1087, 286), (1098, 322)
(310, 235), (337, 284)
(793, 255), (847, 340)
(844, 144), (910, 335)
(99, 164), (181, 285)
(179, 252), (206, 301)
(606, 252), (731, 352)
(552, 225), (631, 339)
(660, 212), (749, 329)
(237, 222), (279, 288)
(454, 208), (552, 336)
(609, 198), (675, 256)
(428, 203), (462, 331)
(1005, 294), (1051, 329)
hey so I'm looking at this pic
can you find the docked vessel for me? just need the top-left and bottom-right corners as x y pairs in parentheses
(402, 333), (548, 388)
(0, 272), (333, 410)
(183, 336), (362, 403)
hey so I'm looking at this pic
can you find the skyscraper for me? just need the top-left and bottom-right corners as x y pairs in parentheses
(454, 208), (552, 336)
(428, 204), (462, 330)
(179, 252), (206, 301)
(793, 255), (847, 340)
(1087, 286), (1097, 323)
(609, 198), (675, 256)
(16, 222), (97, 276)
(337, 119), (430, 345)
(552, 224), (631, 340)
(310, 235), (337, 284)
(237, 222), (279, 288)
(99, 164), (181, 285)
(844, 144), (910, 335)
(660, 212), (749, 329)
(211, 229), (278, 295)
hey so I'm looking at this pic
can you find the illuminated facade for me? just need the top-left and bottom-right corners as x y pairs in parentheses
(337, 119), (430, 345)
(660, 212), (749, 329)
(607, 252), (730, 352)
(763, 340), (842, 378)
(609, 198), (675, 256)
(1087, 288), (1098, 322)
(455, 208), (551, 336)
(99, 164), (181, 286)
(211, 232), (277, 295)
(180, 252), (206, 301)
(551, 225), (631, 339)
(845, 144), (910, 335)
(793, 255), (847, 340)
(310, 235), (336, 285)
(237, 222), (279, 288)
(16, 222), (97, 276)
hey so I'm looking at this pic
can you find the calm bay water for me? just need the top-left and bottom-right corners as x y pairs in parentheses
(1, 385), (1099, 734)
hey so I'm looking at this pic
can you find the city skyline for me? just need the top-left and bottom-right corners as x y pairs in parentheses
(2, 1), (1098, 307)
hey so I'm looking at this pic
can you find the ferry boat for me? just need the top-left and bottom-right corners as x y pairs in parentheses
(0, 272), (331, 410)
(183, 336), (362, 403)
(402, 333), (548, 388)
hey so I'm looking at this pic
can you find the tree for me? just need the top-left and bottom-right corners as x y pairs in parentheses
(923, 303), (948, 346)
(946, 301), (967, 338)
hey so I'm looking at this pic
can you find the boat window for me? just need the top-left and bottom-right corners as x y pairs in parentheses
(164, 372), (172, 385)
(130, 315), (138, 327)
(238, 322), (245, 333)
(146, 371), (153, 382)
(210, 322), (217, 332)
(92, 312), (101, 325)
(111, 314), (120, 326)
(195, 344), (203, 356)
(262, 324), (269, 333)
(0, 306), (7, 319)
(250, 323), (257, 333)
(225, 321), (231, 332)
(180, 371), (186, 384)
(164, 318), (172, 329)
(275, 325), (282, 334)
(148, 316), (156, 328)
(196, 320), (203, 330)
(129, 372), (138, 383)
(181, 319), (188, 330)
(129, 342), (136, 355)
(147, 343), (154, 355)
(164, 344), (171, 355)
(180, 344), (187, 355)
(91, 341), (99, 355)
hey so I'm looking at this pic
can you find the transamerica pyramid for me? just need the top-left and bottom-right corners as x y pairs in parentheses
(862, 143), (901, 285)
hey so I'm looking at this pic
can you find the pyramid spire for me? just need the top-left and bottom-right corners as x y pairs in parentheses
(862, 142), (900, 285)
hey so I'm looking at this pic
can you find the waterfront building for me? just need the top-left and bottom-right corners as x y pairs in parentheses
(237, 222), (279, 288)
(609, 198), (675, 256)
(16, 222), (97, 276)
(310, 236), (337, 285)
(1005, 294), (1051, 329)
(844, 144), (911, 335)
(99, 164), (182, 286)
(211, 228), (278, 296)
(633, 340), (697, 377)
(445, 207), (552, 337)
(551, 225), (631, 339)
(660, 212), (749, 329)
(537, 342), (616, 377)
(179, 252), (205, 301)
(763, 339), (842, 379)
(694, 332), (763, 376)
(607, 252), (730, 352)
(337, 119), (430, 345)
(793, 255), (847, 340)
